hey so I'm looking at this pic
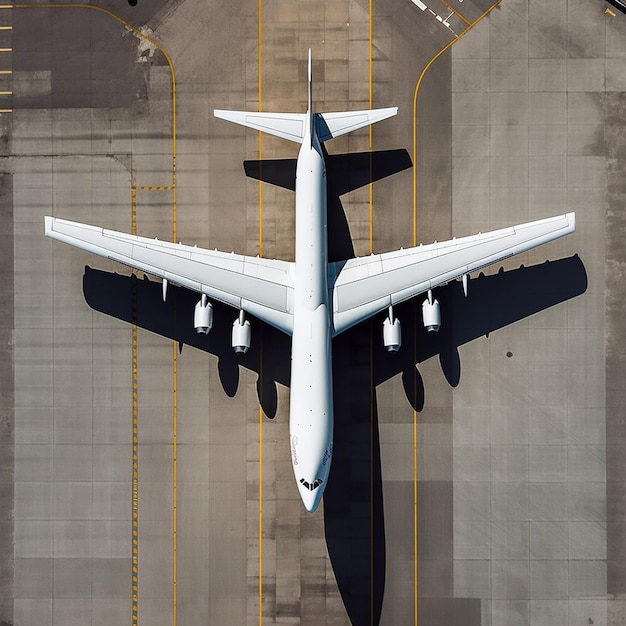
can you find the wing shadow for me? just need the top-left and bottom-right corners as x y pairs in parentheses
(372, 255), (588, 407)
(82, 268), (290, 417)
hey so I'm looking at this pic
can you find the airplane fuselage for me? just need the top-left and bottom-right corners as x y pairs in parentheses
(289, 127), (334, 512)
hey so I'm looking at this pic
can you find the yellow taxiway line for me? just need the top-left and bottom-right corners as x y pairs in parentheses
(9, 4), (179, 625)
(411, 1), (504, 623)
(257, 1), (264, 624)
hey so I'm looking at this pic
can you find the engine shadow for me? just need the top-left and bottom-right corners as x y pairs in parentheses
(82, 252), (586, 625)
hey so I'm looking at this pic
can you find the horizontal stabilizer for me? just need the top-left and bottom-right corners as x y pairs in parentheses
(214, 110), (307, 144)
(317, 107), (398, 142)
(215, 107), (398, 144)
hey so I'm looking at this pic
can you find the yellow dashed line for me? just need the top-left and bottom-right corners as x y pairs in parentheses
(172, 341), (178, 626)
(135, 185), (173, 191)
(131, 183), (139, 625)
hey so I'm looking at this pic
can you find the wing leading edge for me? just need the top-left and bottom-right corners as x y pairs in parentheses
(329, 212), (576, 336)
(44, 216), (295, 335)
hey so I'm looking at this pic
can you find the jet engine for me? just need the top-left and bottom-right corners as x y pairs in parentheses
(231, 310), (251, 354)
(422, 289), (441, 333)
(194, 294), (213, 335)
(382, 305), (401, 352)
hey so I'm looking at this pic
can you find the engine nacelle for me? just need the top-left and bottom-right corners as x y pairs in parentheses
(422, 290), (441, 333)
(383, 311), (402, 352)
(194, 296), (213, 335)
(232, 311), (251, 354)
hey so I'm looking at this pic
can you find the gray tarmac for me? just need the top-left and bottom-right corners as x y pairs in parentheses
(4, 0), (626, 624)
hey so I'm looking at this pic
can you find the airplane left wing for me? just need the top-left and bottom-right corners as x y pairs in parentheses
(45, 216), (295, 335)
(330, 213), (575, 336)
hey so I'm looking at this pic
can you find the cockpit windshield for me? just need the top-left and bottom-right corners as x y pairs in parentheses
(299, 478), (324, 491)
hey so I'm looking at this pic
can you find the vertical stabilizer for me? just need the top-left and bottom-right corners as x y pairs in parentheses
(307, 48), (312, 114)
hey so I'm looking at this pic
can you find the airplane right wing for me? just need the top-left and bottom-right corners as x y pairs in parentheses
(330, 213), (576, 336)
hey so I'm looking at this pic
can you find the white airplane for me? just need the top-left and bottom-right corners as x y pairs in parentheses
(45, 51), (575, 512)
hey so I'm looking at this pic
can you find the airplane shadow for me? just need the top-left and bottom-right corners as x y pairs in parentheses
(83, 254), (587, 624)
(81, 145), (588, 625)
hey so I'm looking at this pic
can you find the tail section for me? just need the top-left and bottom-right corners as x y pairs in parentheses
(214, 50), (397, 145)
(213, 109), (307, 144)
(307, 48), (313, 145)
(316, 107), (397, 142)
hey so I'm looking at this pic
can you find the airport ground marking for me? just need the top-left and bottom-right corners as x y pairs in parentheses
(135, 184), (174, 191)
(439, 0), (472, 26)
(411, 1), (503, 623)
(172, 340), (179, 626)
(368, 3), (378, 622)
(130, 181), (139, 625)
(257, 1), (264, 624)
(11, 5), (180, 624)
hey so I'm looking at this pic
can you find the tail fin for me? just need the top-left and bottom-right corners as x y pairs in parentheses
(307, 48), (313, 145)
(214, 50), (398, 145)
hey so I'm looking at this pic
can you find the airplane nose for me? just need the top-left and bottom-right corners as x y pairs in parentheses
(302, 492), (322, 513)
(300, 487), (323, 513)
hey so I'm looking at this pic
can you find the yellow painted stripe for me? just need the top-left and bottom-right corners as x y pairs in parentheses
(439, 0), (472, 26)
(0, 90), (12, 94)
(0, 25), (12, 29)
(172, 341), (178, 626)
(0, 47), (11, 52)
(135, 185), (173, 191)
(257, 1), (263, 625)
(411, 3), (504, 622)
(368, 0), (373, 255)
(12, 6), (179, 626)
(0, 70), (11, 74)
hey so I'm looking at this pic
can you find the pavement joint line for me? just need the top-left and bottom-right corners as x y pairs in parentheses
(410, 1), (504, 622)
